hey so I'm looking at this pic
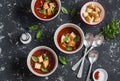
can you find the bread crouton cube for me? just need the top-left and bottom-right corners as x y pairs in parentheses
(87, 4), (95, 9)
(85, 16), (94, 23)
(61, 35), (65, 43)
(69, 32), (76, 40)
(35, 63), (41, 69)
(49, 2), (56, 8)
(83, 12), (89, 18)
(43, 2), (49, 9)
(86, 8), (93, 13)
(38, 56), (43, 63)
(43, 59), (49, 68)
(47, 8), (52, 15)
(68, 41), (76, 47)
(95, 6), (101, 13)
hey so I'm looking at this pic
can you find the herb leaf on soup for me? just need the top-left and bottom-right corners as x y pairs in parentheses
(36, 30), (43, 39)
(43, 55), (48, 60)
(74, 36), (80, 42)
(51, 7), (56, 14)
(39, 9), (46, 15)
(63, 35), (70, 42)
(29, 25), (38, 30)
(61, 7), (68, 14)
(41, 67), (48, 72)
(32, 56), (38, 62)
(66, 46), (72, 51)
(71, 8), (77, 17)
(45, 0), (51, 3)
(58, 56), (67, 65)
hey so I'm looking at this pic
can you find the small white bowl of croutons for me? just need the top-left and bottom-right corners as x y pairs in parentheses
(31, 0), (61, 21)
(80, 1), (105, 26)
(27, 46), (58, 77)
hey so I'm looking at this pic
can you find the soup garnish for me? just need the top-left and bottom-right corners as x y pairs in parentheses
(60, 31), (80, 51)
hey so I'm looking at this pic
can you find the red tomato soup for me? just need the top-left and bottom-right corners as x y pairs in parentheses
(30, 49), (56, 74)
(34, 0), (59, 19)
(57, 27), (82, 52)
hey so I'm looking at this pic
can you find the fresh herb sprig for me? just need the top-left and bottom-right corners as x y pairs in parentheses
(100, 18), (120, 41)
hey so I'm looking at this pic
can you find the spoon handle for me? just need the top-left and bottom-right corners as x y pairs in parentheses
(86, 64), (93, 81)
(72, 46), (94, 71)
(77, 47), (87, 78)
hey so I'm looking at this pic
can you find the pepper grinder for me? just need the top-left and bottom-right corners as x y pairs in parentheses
(20, 32), (32, 44)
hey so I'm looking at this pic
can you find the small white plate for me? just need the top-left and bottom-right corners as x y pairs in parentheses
(93, 68), (108, 81)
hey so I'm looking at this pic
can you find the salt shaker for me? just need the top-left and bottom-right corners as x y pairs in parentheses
(20, 33), (32, 44)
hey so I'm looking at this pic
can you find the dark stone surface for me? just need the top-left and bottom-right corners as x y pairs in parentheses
(0, 0), (120, 81)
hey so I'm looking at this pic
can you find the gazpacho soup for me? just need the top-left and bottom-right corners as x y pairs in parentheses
(30, 49), (56, 74)
(57, 27), (82, 52)
(34, 0), (59, 19)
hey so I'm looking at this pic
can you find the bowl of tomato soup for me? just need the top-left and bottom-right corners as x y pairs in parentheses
(27, 46), (58, 77)
(54, 23), (84, 54)
(31, 0), (61, 21)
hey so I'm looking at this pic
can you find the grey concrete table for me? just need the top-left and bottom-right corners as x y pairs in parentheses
(0, 0), (120, 81)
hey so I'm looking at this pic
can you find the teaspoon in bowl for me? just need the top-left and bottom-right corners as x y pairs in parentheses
(86, 50), (99, 81)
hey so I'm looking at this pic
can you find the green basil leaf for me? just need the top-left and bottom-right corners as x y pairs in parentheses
(61, 7), (68, 14)
(74, 36), (80, 42)
(32, 56), (38, 62)
(71, 8), (77, 17)
(51, 7), (56, 14)
(36, 30), (43, 39)
(39, 9), (46, 15)
(45, 0), (50, 3)
(63, 35), (70, 42)
(41, 67), (48, 72)
(43, 55), (48, 60)
(29, 25), (38, 30)
(58, 56), (67, 65)
(66, 46), (72, 51)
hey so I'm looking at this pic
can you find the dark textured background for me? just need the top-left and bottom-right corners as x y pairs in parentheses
(0, 0), (120, 81)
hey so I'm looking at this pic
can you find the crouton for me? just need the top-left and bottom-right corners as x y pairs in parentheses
(85, 16), (94, 23)
(43, 59), (49, 68)
(38, 55), (43, 63)
(95, 6), (101, 13)
(87, 4), (95, 9)
(83, 12), (89, 18)
(69, 32), (76, 40)
(43, 2), (49, 9)
(49, 2), (56, 8)
(68, 41), (76, 47)
(61, 35), (65, 43)
(35, 63), (41, 69)
(86, 8), (93, 13)
(47, 8), (52, 15)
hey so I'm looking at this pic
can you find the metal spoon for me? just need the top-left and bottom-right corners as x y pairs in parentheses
(86, 50), (99, 81)
(77, 33), (94, 78)
(72, 34), (104, 71)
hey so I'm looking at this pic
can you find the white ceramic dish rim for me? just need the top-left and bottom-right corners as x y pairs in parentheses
(54, 23), (84, 54)
(80, 1), (105, 25)
(27, 46), (58, 77)
(93, 68), (108, 81)
(31, 0), (61, 21)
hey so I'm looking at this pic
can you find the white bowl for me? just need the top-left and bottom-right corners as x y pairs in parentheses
(80, 1), (105, 26)
(31, 0), (61, 21)
(27, 46), (58, 77)
(93, 68), (108, 81)
(54, 23), (84, 54)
